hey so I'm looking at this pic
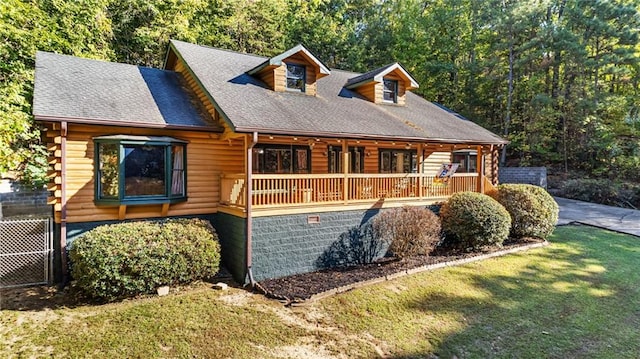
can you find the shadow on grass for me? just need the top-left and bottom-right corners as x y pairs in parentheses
(389, 226), (640, 358)
(0, 275), (238, 311)
(0, 284), (90, 311)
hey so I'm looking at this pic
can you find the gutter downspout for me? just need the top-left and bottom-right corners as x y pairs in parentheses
(60, 121), (69, 286)
(246, 132), (258, 287)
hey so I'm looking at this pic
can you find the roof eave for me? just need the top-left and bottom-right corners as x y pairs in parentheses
(344, 78), (376, 90)
(246, 59), (271, 75)
(373, 63), (420, 89)
(232, 126), (508, 145)
(246, 44), (331, 76)
(34, 114), (224, 133)
(345, 63), (420, 90)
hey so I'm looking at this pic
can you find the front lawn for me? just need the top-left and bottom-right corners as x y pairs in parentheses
(1, 225), (638, 358)
(321, 225), (640, 358)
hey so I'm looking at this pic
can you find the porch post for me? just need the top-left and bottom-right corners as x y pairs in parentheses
(417, 143), (424, 198)
(60, 121), (68, 284)
(342, 139), (348, 203)
(492, 145), (500, 186)
(245, 132), (258, 286)
(476, 145), (484, 193)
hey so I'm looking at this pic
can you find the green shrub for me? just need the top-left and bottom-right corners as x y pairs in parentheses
(440, 192), (511, 250)
(69, 218), (220, 301)
(560, 178), (619, 206)
(373, 206), (441, 258)
(560, 178), (640, 209)
(491, 184), (559, 239)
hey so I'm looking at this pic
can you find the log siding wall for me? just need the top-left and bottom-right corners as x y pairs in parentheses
(253, 135), (497, 180)
(45, 123), (243, 224)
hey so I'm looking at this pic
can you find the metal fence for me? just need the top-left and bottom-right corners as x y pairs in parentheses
(0, 217), (53, 288)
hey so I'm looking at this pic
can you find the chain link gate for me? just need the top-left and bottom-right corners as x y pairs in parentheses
(0, 218), (53, 288)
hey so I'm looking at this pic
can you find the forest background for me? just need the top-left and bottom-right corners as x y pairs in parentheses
(1, 0), (639, 187)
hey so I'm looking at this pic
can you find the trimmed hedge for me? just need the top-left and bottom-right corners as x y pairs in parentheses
(373, 206), (441, 258)
(492, 184), (559, 239)
(69, 218), (220, 301)
(440, 192), (511, 250)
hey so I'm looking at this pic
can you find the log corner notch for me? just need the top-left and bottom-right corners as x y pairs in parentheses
(43, 122), (63, 223)
(491, 145), (500, 186)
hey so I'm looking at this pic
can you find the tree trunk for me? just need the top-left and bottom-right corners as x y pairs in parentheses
(500, 37), (514, 167)
(551, 0), (566, 162)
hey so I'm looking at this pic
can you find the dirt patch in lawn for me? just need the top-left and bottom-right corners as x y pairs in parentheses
(0, 285), (86, 311)
(258, 238), (545, 304)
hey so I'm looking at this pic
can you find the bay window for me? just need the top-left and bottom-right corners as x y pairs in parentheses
(94, 135), (187, 205)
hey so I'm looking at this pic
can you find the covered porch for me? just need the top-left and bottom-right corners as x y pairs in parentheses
(219, 134), (500, 213)
(221, 172), (493, 208)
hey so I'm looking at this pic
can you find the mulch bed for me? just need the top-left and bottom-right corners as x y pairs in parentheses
(257, 238), (545, 304)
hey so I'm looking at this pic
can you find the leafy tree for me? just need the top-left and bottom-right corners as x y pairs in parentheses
(0, 0), (112, 186)
(2, 0), (640, 185)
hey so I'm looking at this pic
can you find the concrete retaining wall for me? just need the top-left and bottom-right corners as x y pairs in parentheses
(499, 167), (547, 188)
(0, 180), (51, 218)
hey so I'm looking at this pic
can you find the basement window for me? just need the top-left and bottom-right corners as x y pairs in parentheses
(94, 135), (187, 205)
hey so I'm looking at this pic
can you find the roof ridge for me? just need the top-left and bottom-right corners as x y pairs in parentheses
(168, 40), (385, 78)
(36, 50), (181, 75)
(170, 39), (269, 60)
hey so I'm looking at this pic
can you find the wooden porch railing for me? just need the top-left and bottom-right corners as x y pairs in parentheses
(483, 176), (497, 195)
(221, 173), (481, 208)
(220, 173), (246, 207)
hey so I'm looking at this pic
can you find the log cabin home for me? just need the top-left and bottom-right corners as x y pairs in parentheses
(33, 40), (507, 284)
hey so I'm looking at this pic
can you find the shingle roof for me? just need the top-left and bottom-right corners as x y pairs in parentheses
(170, 40), (506, 144)
(33, 51), (221, 131)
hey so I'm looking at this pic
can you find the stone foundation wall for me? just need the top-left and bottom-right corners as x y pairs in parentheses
(212, 213), (246, 284)
(251, 208), (387, 282)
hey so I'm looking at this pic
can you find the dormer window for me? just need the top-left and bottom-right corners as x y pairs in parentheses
(383, 79), (398, 103)
(247, 44), (330, 95)
(286, 63), (306, 92)
(345, 63), (418, 105)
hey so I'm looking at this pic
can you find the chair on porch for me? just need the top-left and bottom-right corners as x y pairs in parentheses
(393, 177), (413, 197)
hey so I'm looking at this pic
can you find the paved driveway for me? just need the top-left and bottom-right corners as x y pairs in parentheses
(555, 197), (640, 237)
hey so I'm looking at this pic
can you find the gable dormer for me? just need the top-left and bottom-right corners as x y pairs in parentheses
(247, 44), (330, 96)
(345, 63), (419, 105)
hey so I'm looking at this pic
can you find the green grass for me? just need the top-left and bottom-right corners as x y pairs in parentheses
(321, 225), (640, 358)
(1, 225), (639, 358)
(1, 289), (313, 358)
